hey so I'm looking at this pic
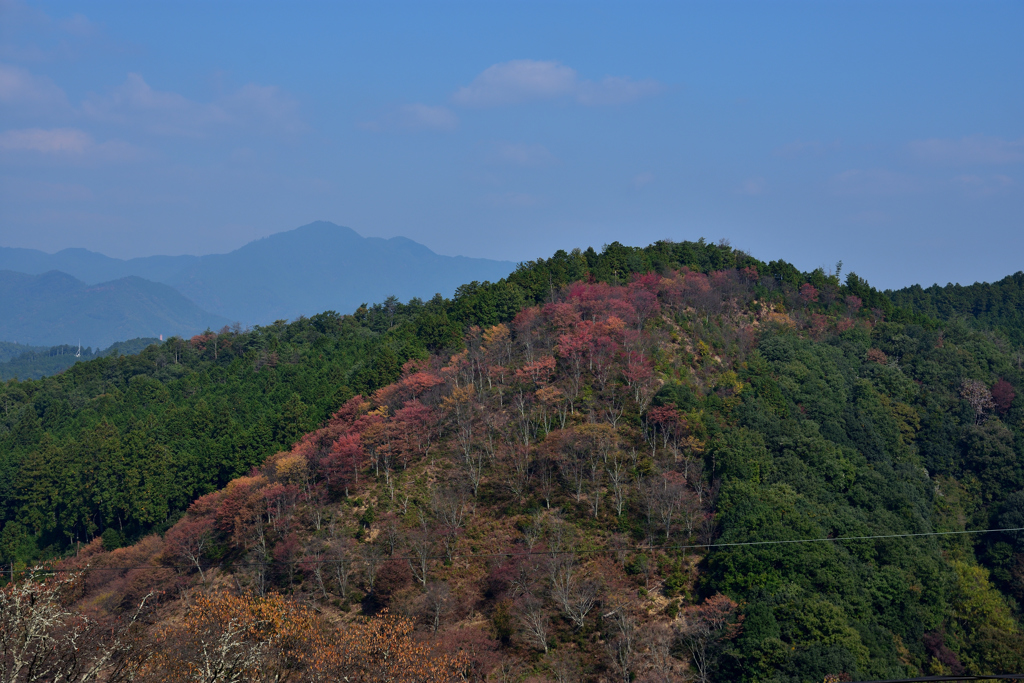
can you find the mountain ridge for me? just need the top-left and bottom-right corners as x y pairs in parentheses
(0, 222), (516, 326)
(0, 269), (228, 347)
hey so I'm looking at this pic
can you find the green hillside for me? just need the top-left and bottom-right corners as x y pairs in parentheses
(0, 341), (46, 364)
(0, 338), (161, 381)
(2, 240), (1024, 681)
(890, 271), (1024, 346)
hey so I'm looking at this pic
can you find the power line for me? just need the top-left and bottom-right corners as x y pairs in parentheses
(8, 526), (1023, 575)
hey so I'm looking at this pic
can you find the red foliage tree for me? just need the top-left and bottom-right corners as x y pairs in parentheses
(627, 286), (660, 330)
(163, 516), (215, 581)
(992, 379), (1016, 414)
(393, 400), (437, 466)
(322, 433), (364, 495)
(543, 302), (582, 332)
(799, 283), (819, 304)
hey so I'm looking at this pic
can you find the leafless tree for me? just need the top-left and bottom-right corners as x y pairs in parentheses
(605, 606), (640, 683)
(549, 556), (598, 629)
(492, 656), (526, 683)
(423, 582), (451, 632)
(548, 649), (580, 683)
(432, 485), (468, 562)
(328, 537), (355, 600)
(508, 558), (541, 599)
(560, 446), (587, 503)
(500, 444), (533, 502)
(536, 456), (556, 508)
(518, 594), (550, 653)
(698, 513), (719, 547)
(588, 459), (604, 519)
(637, 622), (686, 682)
(655, 475), (687, 542)
(382, 518), (403, 556)
(0, 570), (153, 683)
(676, 595), (743, 683)
(407, 523), (436, 587)
(607, 452), (630, 517)
(361, 540), (385, 594)
(303, 547), (329, 600)
(639, 477), (660, 544)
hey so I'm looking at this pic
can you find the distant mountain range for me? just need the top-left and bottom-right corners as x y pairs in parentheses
(0, 270), (227, 348)
(0, 222), (516, 347)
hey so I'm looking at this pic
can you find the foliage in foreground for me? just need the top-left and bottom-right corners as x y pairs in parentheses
(1, 571), (465, 683)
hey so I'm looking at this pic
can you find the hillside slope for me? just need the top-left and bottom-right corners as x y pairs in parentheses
(0, 270), (227, 347)
(4, 242), (1023, 681)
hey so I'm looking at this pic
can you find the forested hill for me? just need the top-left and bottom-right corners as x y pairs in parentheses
(0, 338), (160, 381)
(0, 341), (46, 364)
(0, 270), (227, 347)
(3, 239), (1024, 681)
(890, 271), (1024, 345)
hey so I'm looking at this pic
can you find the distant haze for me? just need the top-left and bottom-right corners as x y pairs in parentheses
(0, 270), (226, 347)
(0, 222), (516, 343)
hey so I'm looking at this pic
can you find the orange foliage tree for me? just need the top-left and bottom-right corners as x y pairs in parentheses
(141, 592), (467, 683)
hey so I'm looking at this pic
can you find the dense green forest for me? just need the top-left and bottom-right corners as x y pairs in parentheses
(0, 341), (45, 364)
(0, 337), (161, 381)
(890, 270), (1024, 346)
(3, 239), (1024, 681)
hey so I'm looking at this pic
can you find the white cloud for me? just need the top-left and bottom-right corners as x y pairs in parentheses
(954, 174), (1015, 197)
(0, 127), (141, 161)
(453, 59), (661, 107)
(360, 103), (458, 132)
(491, 142), (556, 167)
(401, 103), (458, 130)
(830, 169), (923, 196)
(222, 83), (304, 133)
(0, 127), (90, 152)
(58, 13), (100, 38)
(0, 3), (115, 62)
(83, 73), (229, 135)
(83, 73), (302, 137)
(0, 63), (67, 107)
(908, 135), (1024, 165)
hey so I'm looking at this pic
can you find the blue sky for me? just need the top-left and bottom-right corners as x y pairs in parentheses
(1, 0), (1022, 290)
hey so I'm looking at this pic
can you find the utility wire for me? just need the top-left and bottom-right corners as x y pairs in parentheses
(7, 526), (1023, 575)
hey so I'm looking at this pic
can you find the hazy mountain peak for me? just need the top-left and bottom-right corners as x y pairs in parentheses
(1, 222), (515, 332)
(0, 270), (226, 347)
